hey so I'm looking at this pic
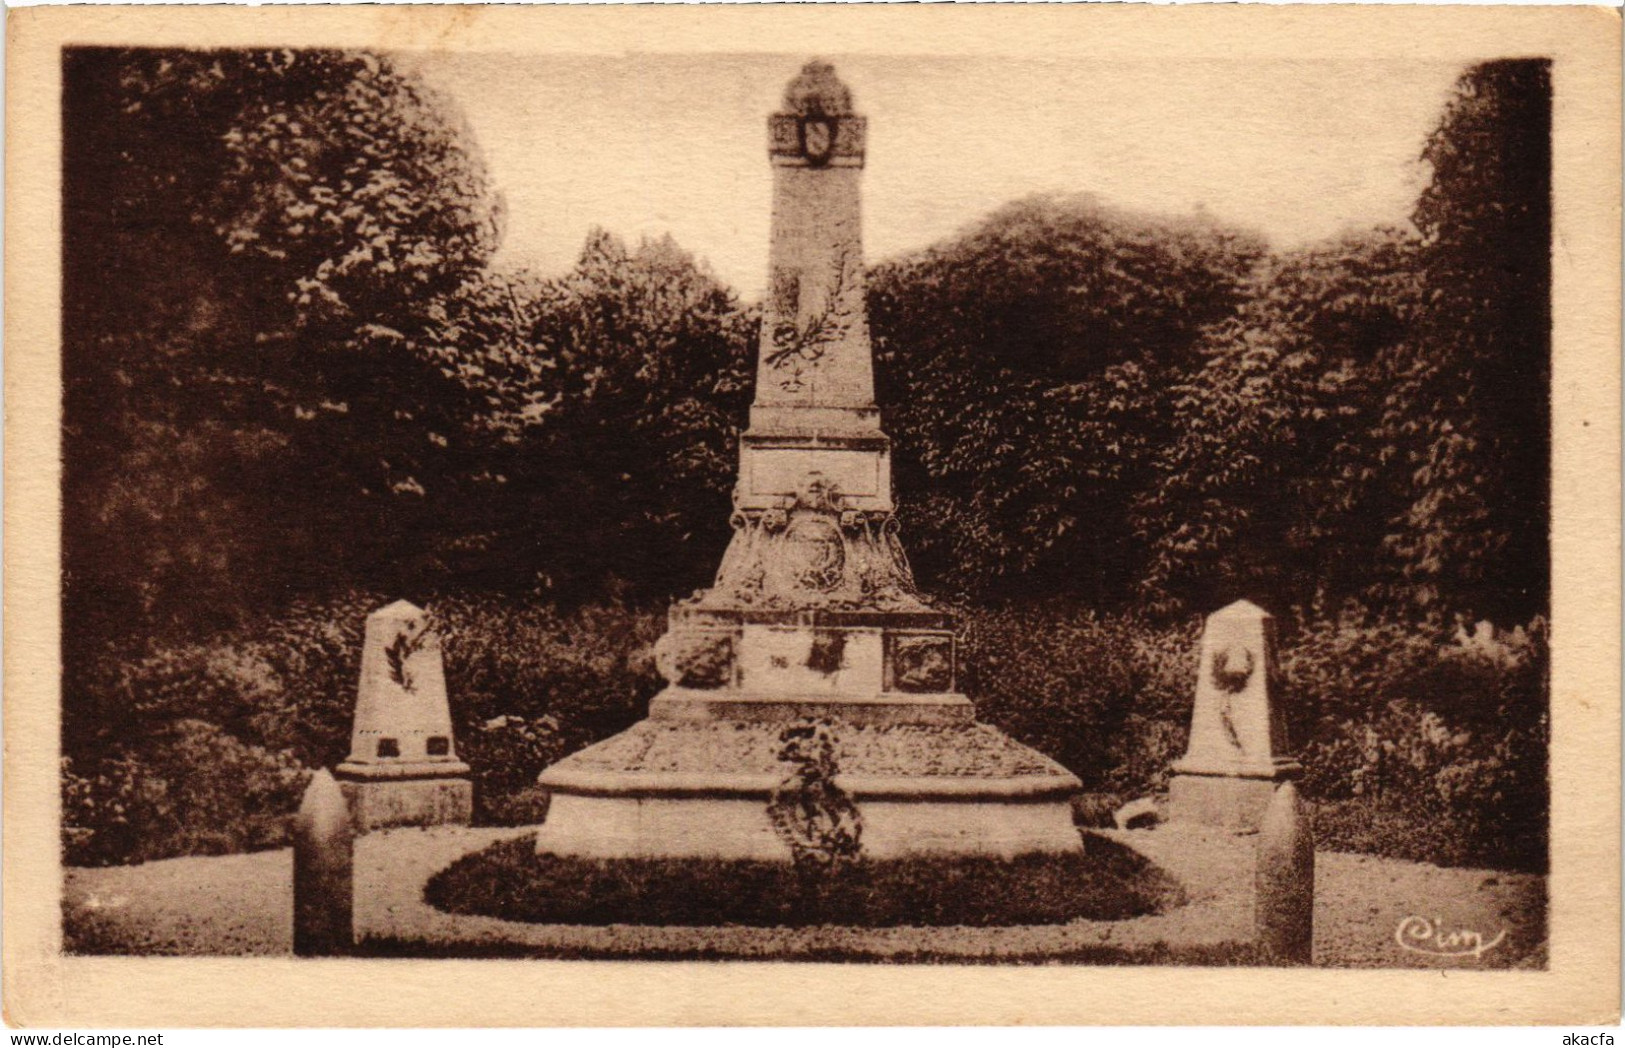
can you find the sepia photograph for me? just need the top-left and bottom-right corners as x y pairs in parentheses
(5, 2), (1620, 1029)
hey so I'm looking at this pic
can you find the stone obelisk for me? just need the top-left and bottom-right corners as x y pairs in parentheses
(749, 60), (880, 439)
(533, 61), (1081, 860)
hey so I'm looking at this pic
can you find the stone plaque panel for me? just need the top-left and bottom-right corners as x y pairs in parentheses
(737, 624), (884, 696)
(744, 446), (882, 502)
(885, 631), (956, 694)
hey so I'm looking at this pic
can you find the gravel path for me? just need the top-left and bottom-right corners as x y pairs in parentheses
(1112, 826), (1546, 968)
(65, 847), (294, 956)
(64, 825), (1545, 967)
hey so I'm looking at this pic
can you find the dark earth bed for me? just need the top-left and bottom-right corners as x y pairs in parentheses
(424, 834), (1184, 928)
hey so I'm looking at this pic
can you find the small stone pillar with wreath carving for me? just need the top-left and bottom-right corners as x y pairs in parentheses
(1169, 599), (1301, 832)
(334, 600), (472, 832)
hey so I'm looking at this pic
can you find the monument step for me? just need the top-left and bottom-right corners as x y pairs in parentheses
(533, 717), (1082, 860)
(538, 718), (1080, 795)
(671, 605), (952, 628)
(539, 766), (1081, 801)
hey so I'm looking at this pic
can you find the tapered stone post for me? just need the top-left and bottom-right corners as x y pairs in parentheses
(293, 769), (353, 956)
(1169, 599), (1302, 831)
(335, 600), (473, 831)
(1255, 780), (1315, 965)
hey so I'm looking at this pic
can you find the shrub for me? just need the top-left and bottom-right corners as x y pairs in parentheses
(459, 714), (566, 824)
(959, 597), (1547, 871)
(434, 589), (663, 824)
(66, 590), (375, 771)
(957, 600), (1195, 798)
(433, 588), (664, 759)
(1289, 613), (1548, 871)
(62, 587), (666, 863)
(62, 719), (308, 866)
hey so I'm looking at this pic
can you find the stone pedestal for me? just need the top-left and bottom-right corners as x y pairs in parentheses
(335, 601), (473, 832)
(533, 61), (1081, 862)
(536, 545), (1083, 860)
(338, 775), (474, 834)
(538, 721), (1081, 860)
(1169, 600), (1301, 832)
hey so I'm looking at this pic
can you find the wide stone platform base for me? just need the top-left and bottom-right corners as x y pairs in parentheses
(534, 719), (1081, 859)
(336, 767), (473, 833)
(1169, 772), (1295, 833)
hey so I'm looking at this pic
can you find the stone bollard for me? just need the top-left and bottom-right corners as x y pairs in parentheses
(293, 769), (354, 956)
(1255, 780), (1314, 965)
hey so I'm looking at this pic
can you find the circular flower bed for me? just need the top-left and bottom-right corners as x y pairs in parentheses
(425, 835), (1185, 928)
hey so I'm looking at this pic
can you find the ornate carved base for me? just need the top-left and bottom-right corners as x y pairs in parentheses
(532, 445), (1085, 859)
(702, 507), (926, 616)
(534, 720), (1082, 859)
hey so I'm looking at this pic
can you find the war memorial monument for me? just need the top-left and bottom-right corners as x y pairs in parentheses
(531, 61), (1086, 860)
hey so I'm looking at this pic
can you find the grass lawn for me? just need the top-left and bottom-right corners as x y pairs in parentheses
(424, 834), (1185, 928)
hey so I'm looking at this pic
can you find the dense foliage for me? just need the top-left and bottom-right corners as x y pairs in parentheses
(63, 594), (1548, 873)
(869, 196), (1268, 601)
(63, 48), (503, 644)
(62, 52), (1551, 874)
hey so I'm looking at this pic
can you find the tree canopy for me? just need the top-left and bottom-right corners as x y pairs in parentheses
(63, 47), (502, 643)
(869, 194), (1268, 601)
(64, 52), (1551, 650)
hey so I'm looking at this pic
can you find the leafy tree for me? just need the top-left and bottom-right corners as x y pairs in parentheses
(1388, 59), (1551, 620)
(1138, 227), (1425, 615)
(63, 49), (1550, 646)
(62, 47), (501, 643)
(516, 230), (756, 595)
(1138, 60), (1549, 625)
(869, 193), (1266, 601)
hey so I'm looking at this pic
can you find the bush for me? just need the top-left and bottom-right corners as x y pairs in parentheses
(62, 719), (308, 866)
(1289, 613), (1548, 871)
(65, 590), (375, 771)
(957, 600), (1195, 798)
(458, 715), (565, 825)
(433, 588), (664, 761)
(957, 597), (1546, 871)
(62, 587), (666, 863)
